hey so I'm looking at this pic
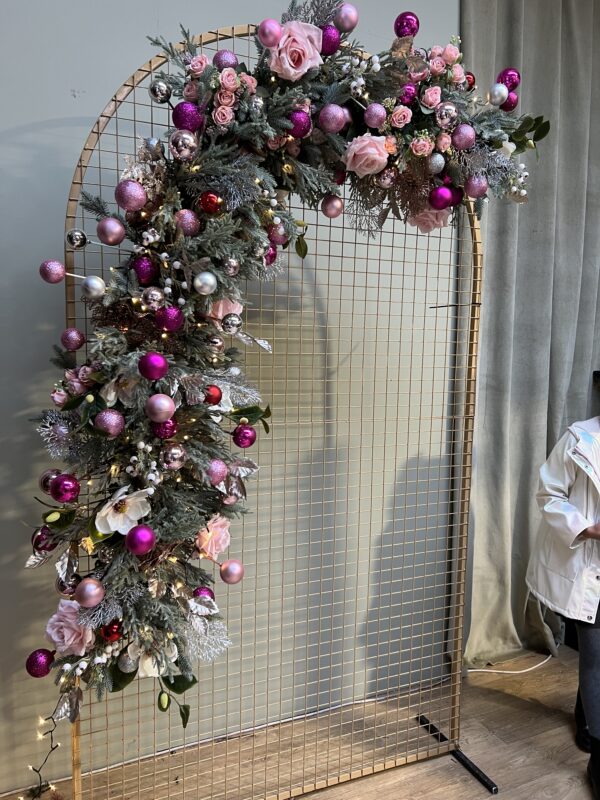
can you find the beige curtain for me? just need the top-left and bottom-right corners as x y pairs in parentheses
(461, 0), (600, 665)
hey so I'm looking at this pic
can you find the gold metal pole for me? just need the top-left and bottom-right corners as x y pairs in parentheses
(71, 709), (83, 800)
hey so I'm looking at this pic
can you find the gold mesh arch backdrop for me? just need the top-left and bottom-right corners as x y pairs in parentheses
(52, 23), (480, 800)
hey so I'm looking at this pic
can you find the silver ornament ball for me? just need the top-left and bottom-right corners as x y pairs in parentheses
(374, 166), (398, 189)
(65, 228), (89, 250)
(143, 137), (165, 160)
(487, 82), (509, 106)
(207, 335), (225, 352)
(193, 271), (218, 295)
(250, 96), (265, 112)
(148, 79), (172, 104)
(81, 275), (106, 300)
(169, 129), (199, 162)
(221, 313), (243, 334)
(434, 101), (459, 130)
(222, 257), (240, 277)
(427, 153), (446, 175)
(160, 443), (188, 470)
(117, 652), (139, 673)
(141, 286), (165, 311)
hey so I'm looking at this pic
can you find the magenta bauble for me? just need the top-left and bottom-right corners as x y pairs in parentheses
(39, 468), (61, 494)
(333, 3), (359, 32)
(155, 306), (185, 332)
(464, 174), (489, 198)
(114, 179), (147, 212)
(125, 524), (156, 556)
(364, 103), (387, 129)
(497, 67), (521, 91)
(398, 83), (418, 105)
(429, 186), (453, 210)
(220, 559), (245, 584)
(449, 186), (465, 206)
(318, 103), (346, 134)
(145, 393), (176, 423)
(94, 409), (126, 438)
(193, 586), (215, 600)
(74, 577), (105, 608)
(138, 352), (169, 381)
(60, 327), (86, 351)
(232, 423), (257, 448)
(26, 648), (54, 678)
(39, 259), (65, 284)
(151, 418), (178, 439)
(501, 92), (519, 112)
(394, 11), (420, 38)
(207, 458), (229, 486)
(172, 101), (204, 133)
(288, 110), (312, 139)
(97, 217), (126, 246)
(320, 24), (341, 55)
(213, 49), (239, 70)
(131, 255), (159, 286)
(174, 208), (201, 236)
(264, 244), (277, 266)
(320, 194), (344, 219)
(257, 18), (283, 48)
(267, 223), (289, 246)
(31, 526), (57, 553)
(451, 123), (476, 151)
(49, 473), (81, 504)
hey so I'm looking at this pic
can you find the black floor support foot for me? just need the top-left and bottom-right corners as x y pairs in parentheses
(417, 714), (499, 795)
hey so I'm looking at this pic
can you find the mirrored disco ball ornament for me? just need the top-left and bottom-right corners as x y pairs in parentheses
(65, 228), (88, 249)
(148, 79), (172, 104)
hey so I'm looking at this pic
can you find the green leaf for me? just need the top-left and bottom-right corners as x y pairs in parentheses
(260, 418), (270, 434)
(162, 674), (198, 695)
(516, 115), (534, 133)
(295, 235), (308, 259)
(179, 704), (191, 728)
(229, 405), (267, 425)
(108, 662), (138, 692)
(157, 691), (171, 711)
(43, 509), (76, 529)
(533, 120), (550, 142)
(61, 395), (85, 411)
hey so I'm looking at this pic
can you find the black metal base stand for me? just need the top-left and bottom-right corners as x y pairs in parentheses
(417, 715), (499, 795)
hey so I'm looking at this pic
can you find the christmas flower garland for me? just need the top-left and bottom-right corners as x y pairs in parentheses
(25, 0), (548, 793)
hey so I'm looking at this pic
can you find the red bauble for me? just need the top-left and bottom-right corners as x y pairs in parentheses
(203, 384), (223, 405)
(100, 620), (123, 642)
(465, 71), (476, 91)
(199, 191), (224, 215)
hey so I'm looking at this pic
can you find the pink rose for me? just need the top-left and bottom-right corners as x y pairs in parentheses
(442, 44), (461, 65)
(239, 73), (257, 94)
(343, 133), (389, 178)
(286, 139), (302, 157)
(436, 132), (452, 152)
(429, 45), (444, 58)
(189, 54), (209, 77)
(451, 64), (466, 84)
(429, 57), (446, 76)
(384, 136), (398, 155)
(212, 105), (235, 127)
(215, 89), (237, 107)
(51, 388), (68, 408)
(268, 20), (323, 82)
(408, 208), (451, 234)
(390, 104), (413, 129)
(410, 136), (434, 157)
(266, 134), (286, 150)
(220, 67), (240, 92)
(46, 600), (95, 656)
(409, 66), (430, 83)
(421, 86), (442, 109)
(65, 366), (94, 396)
(210, 298), (244, 323)
(196, 515), (231, 559)
(183, 81), (199, 101)
(78, 365), (95, 383)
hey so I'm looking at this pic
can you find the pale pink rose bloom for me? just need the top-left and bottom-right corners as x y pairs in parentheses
(286, 139), (302, 156)
(189, 54), (209, 76)
(219, 67), (240, 91)
(210, 298), (244, 322)
(46, 600), (95, 656)
(268, 20), (323, 82)
(239, 73), (257, 94)
(429, 57), (446, 76)
(410, 137), (434, 157)
(409, 66), (430, 83)
(442, 43), (461, 65)
(51, 388), (68, 408)
(196, 515), (231, 559)
(183, 81), (199, 101)
(408, 207), (451, 234)
(212, 105), (235, 127)
(390, 104), (413, 129)
(65, 366), (94, 396)
(266, 135), (287, 150)
(429, 45), (444, 58)
(451, 64), (466, 84)
(343, 133), (389, 178)
(215, 89), (237, 107)
(436, 132), (452, 152)
(421, 86), (442, 109)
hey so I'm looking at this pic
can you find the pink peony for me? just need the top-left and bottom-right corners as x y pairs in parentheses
(189, 54), (209, 76)
(212, 105), (235, 127)
(436, 132), (452, 152)
(210, 298), (244, 322)
(220, 67), (240, 92)
(421, 86), (442, 109)
(429, 56), (446, 76)
(408, 207), (451, 233)
(451, 64), (466, 84)
(239, 73), (257, 94)
(51, 388), (68, 408)
(196, 515), (231, 559)
(46, 600), (95, 656)
(343, 133), (389, 178)
(268, 20), (323, 82)
(442, 44), (461, 65)
(183, 81), (199, 101)
(410, 136), (434, 157)
(429, 45), (444, 58)
(390, 104), (412, 129)
(215, 89), (237, 107)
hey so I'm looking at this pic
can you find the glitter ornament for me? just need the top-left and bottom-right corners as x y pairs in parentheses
(435, 101), (458, 129)
(232, 423), (257, 448)
(141, 286), (165, 312)
(94, 409), (126, 438)
(320, 194), (344, 218)
(65, 228), (88, 249)
(222, 257), (240, 276)
(155, 306), (185, 332)
(117, 652), (139, 673)
(288, 109), (312, 138)
(264, 244), (277, 266)
(49, 473), (81, 504)
(151, 419), (178, 439)
(199, 191), (224, 214)
(39, 260), (65, 284)
(398, 83), (418, 105)
(267, 223), (289, 245)
(125, 524), (156, 556)
(139, 352), (169, 381)
(213, 49), (239, 70)
(394, 11), (420, 38)
(465, 71), (476, 91)
(221, 313), (243, 334)
(207, 458), (228, 486)
(32, 526), (57, 552)
(320, 24), (341, 55)
(97, 217), (126, 246)
(429, 186), (453, 210)
(174, 208), (201, 236)
(487, 82), (509, 106)
(451, 123), (476, 150)
(172, 101), (204, 132)
(100, 621), (123, 642)
(131, 255), (159, 286)
(148, 78), (172, 104)
(56, 573), (82, 597)
(115, 179), (147, 212)
(81, 275), (106, 299)
(257, 18), (283, 47)
(26, 648), (54, 678)
(60, 327), (86, 351)
(464, 174), (489, 198)
(145, 394), (175, 422)
(364, 103), (387, 129)
(193, 271), (218, 295)
(193, 586), (215, 600)
(427, 153), (446, 175)
(333, 3), (359, 32)
(497, 67), (521, 91)
(204, 385), (223, 405)
(501, 92), (519, 112)
(160, 443), (188, 470)
(74, 577), (105, 608)
(39, 468), (62, 494)
(318, 103), (346, 134)
(169, 129), (199, 161)
(374, 166), (398, 189)
(220, 559), (245, 584)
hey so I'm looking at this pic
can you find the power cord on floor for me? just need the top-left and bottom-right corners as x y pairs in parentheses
(467, 653), (554, 675)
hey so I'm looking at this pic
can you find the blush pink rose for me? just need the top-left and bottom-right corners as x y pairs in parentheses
(409, 66), (430, 83)
(46, 600), (95, 656)
(429, 57), (446, 76)
(343, 133), (389, 178)
(442, 44), (461, 65)
(183, 81), (199, 101)
(65, 366), (94, 396)
(390, 104), (412, 129)
(268, 21), (323, 82)
(408, 207), (451, 234)
(286, 139), (302, 156)
(215, 89), (237, 107)
(451, 64), (466, 84)
(239, 73), (257, 94)
(196, 515), (231, 559)
(266, 134), (287, 150)
(51, 388), (68, 408)
(429, 45), (444, 58)
(421, 86), (442, 109)
(189, 54), (209, 76)
(436, 132), (452, 152)
(210, 298), (244, 322)
(212, 105), (235, 127)
(220, 67), (240, 91)
(410, 136), (434, 157)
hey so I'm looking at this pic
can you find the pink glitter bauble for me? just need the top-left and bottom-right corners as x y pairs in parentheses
(174, 209), (201, 236)
(114, 180), (147, 212)
(320, 24), (341, 55)
(145, 393), (176, 423)
(125, 524), (156, 556)
(26, 648), (54, 678)
(333, 3), (359, 32)
(429, 186), (453, 210)
(364, 102), (387, 129)
(49, 473), (81, 504)
(264, 244), (277, 266)
(39, 260), (65, 284)
(464, 174), (489, 199)
(74, 577), (105, 608)
(97, 217), (126, 246)
(131, 255), (159, 286)
(155, 306), (185, 332)
(320, 194), (344, 219)
(394, 11), (420, 38)
(497, 67), (521, 91)
(451, 123), (476, 151)
(257, 18), (283, 48)
(138, 352), (169, 381)
(288, 110), (312, 139)
(94, 409), (126, 438)
(220, 559), (245, 584)
(39, 468), (61, 494)
(501, 92), (519, 112)
(267, 223), (289, 246)
(207, 458), (229, 486)
(398, 83), (418, 105)
(60, 327), (86, 351)
(232, 423), (257, 448)
(193, 586), (215, 600)
(31, 526), (57, 552)
(151, 419), (178, 439)
(172, 101), (204, 133)
(318, 103), (346, 134)
(213, 49), (238, 70)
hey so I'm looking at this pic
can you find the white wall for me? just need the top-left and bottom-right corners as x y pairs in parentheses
(0, 0), (459, 792)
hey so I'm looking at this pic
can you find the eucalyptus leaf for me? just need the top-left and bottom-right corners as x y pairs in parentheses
(295, 235), (308, 259)
(108, 663), (138, 692)
(179, 704), (191, 728)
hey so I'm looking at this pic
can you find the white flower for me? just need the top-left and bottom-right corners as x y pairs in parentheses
(95, 486), (151, 535)
(127, 641), (178, 678)
(501, 140), (516, 158)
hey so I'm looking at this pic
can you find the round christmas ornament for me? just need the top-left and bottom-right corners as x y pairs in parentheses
(232, 423), (257, 448)
(155, 306), (185, 332)
(333, 3), (359, 32)
(145, 393), (175, 422)
(160, 443), (188, 470)
(151, 419), (178, 439)
(288, 109), (312, 138)
(220, 559), (245, 584)
(94, 409), (126, 438)
(321, 194), (344, 218)
(49, 473), (81, 504)
(169, 129), (198, 161)
(487, 82), (509, 106)
(199, 191), (224, 214)
(143, 136), (165, 160)
(56, 573), (82, 597)
(138, 351), (169, 380)
(221, 313), (243, 334)
(174, 208), (201, 236)
(465, 71), (476, 91)
(213, 49), (238, 70)
(374, 166), (398, 189)
(434, 101), (458, 129)
(267, 223), (288, 245)
(60, 327), (86, 351)
(125, 524), (156, 556)
(257, 18), (283, 47)
(148, 78), (172, 103)
(318, 103), (346, 134)
(464, 174), (489, 198)
(264, 244), (277, 266)
(115, 179), (147, 212)
(501, 92), (519, 112)
(398, 83), (418, 105)
(429, 185), (453, 210)
(26, 648), (54, 678)
(100, 620), (123, 642)
(394, 11), (420, 38)
(207, 458), (228, 486)
(193, 271), (218, 295)
(427, 153), (446, 175)
(172, 101), (204, 132)
(74, 577), (105, 608)
(204, 384), (223, 405)
(39, 468), (62, 494)
(207, 334), (225, 353)
(31, 526), (57, 552)
(320, 24), (341, 55)
(497, 67), (521, 91)
(193, 586), (215, 600)
(81, 275), (106, 299)
(222, 257), (240, 276)
(65, 228), (88, 249)
(97, 217), (126, 245)
(131, 255), (159, 286)
(117, 651), (139, 673)
(451, 123), (476, 150)
(449, 186), (464, 206)
(39, 259), (65, 284)
(364, 103), (387, 129)
(141, 286), (165, 311)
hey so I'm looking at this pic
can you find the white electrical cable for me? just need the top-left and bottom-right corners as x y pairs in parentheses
(467, 653), (554, 675)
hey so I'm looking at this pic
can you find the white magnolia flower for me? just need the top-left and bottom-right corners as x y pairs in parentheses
(127, 641), (178, 678)
(95, 486), (151, 535)
(500, 140), (516, 158)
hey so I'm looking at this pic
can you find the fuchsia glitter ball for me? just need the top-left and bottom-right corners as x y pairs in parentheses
(32, 526), (57, 553)
(213, 49), (239, 70)
(49, 473), (81, 504)
(464, 174), (489, 198)
(451, 123), (476, 151)
(114, 179), (147, 212)
(138, 351), (169, 381)
(321, 194), (344, 219)
(398, 83), (418, 105)
(125, 524), (156, 556)
(60, 327), (86, 351)
(39, 260), (65, 284)
(394, 11), (420, 38)
(264, 244), (277, 266)
(333, 3), (359, 32)
(207, 458), (229, 486)
(497, 67), (521, 91)
(288, 110), (312, 139)
(74, 577), (105, 608)
(220, 559), (245, 584)
(94, 409), (125, 438)
(429, 186), (453, 210)
(318, 103), (346, 134)
(131, 255), (159, 286)
(145, 393), (176, 423)
(501, 92), (519, 112)
(97, 217), (126, 246)
(26, 648), (54, 678)
(174, 209), (201, 236)
(364, 103), (387, 129)
(155, 306), (185, 332)
(172, 101), (204, 133)
(151, 419), (178, 439)
(232, 423), (257, 448)
(267, 223), (289, 246)
(320, 24), (341, 56)
(257, 18), (283, 48)
(193, 586), (215, 600)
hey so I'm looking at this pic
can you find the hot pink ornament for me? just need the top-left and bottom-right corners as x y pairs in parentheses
(264, 244), (277, 266)
(464, 174), (489, 198)
(39, 468), (62, 494)
(398, 83), (418, 105)
(138, 352), (169, 381)
(32, 526), (57, 552)
(145, 393), (176, 422)
(193, 586), (215, 600)
(174, 209), (201, 236)
(220, 559), (245, 584)
(213, 49), (238, 70)
(267, 223), (289, 246)
(125, 524), (156, 556)
(155, 306), (185, 332)
(320, 24), (341, 55)
(39, 260), (65, 284)
(321, 194), (344, 218)
(429, 186), (453, 210)
(318, 103), (346, 134)
(114, 180), (147, 212)
(497, 67), (521, 91)
(97, 217), (126, 246)
(94, 409), (126, 438)
(26, 648), (54, 678)
(232, 423), (257, 448)
(288, 110), (312, 139)
(257, 18), (283, 48)
(131, 255), (159, 286)
(151, 419), (178, 439)
(60, 327), (86, 351)
(74, 577), (105, 608)
(501, 92), (519, 112)
(172, 101), (204, 133)
(333, 3), (359, 32)
(207, 458), (229, 486)
(394, 11), (420, 38)
(451, 123), (476, 151)
(49, 473), (81, 504)
(364, 103), (387, 129)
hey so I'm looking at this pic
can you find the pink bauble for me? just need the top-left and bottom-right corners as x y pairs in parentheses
(333, 3), (359, 32)
(429, 186), (453, 210)
(207, 458), (229, 486)
(220, 559), (245, 584)
(449, 186), (464, 206)
(318, 103), (346, 134)
(26, 648), (54, 678)
(131, 255), (159, 286)
(497, 67), (521, 91)
(451, 123), (476, 151)
(222, 495), (239, 506)
(174, 209), (201, 236)
(264, 244), (277, 266)
(155, 306), (185, 332)
(172, 101), (204, 133)
(145, 393), (175, 422)
(97, 217), (126, 246)
(125, 524), (156, 556)
(114, 180), (147, 212)
(257, 18), (283, 48)
(288, 110), (312, 139)
(138, 352), (169, 381)
(213, 49), (238, 70)
(398, 83), (418, 105)
(364, 103), (387, 129)
(151, 419), (178, 439)
(39, 468), (62, 494)
(464, 174), (489, 198)
(32, 526), (57, 553)
(60, 327), (86, 351)
(94, 408), (126, 438)
(501, 91), (519, 112)
(267, 223), (289, 246)
(74, 577), (105, 608)
(193, 586), (215, 600)
(320, 24), (341, 55)
(232, 423), (257, 448)
(394, 11), (420, 38)
(49, 473), (81, 504)
(39, 260), (65, 284)
(321, 194), (344, 219)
